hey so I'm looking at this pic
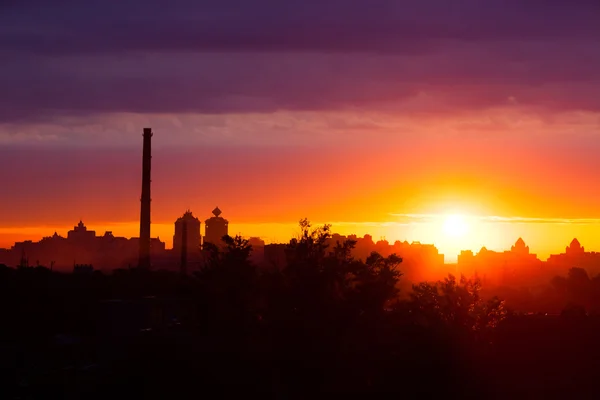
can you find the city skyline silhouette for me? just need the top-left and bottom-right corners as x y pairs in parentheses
(2, 1), (600, 397)
(2, 128), (600, 265)
(2, 128), (600, 291)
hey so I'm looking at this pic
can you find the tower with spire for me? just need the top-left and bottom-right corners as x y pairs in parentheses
(204, 207), (229, 248)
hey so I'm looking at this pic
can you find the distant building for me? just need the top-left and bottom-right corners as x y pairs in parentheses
(511, 237), (530, 256)
(263, 243), (287, 269)
(68, 220), (96, 241)
(457, 238), (543, 286)
(173, 210), (202, 255)
(547, 238), (600, 277)
(204, 207), (229, 248)
(248, 237), (265, 248)
(566, 238), (585, 256)
(0, 220), (165, 272)
(247, 237), (266, 265)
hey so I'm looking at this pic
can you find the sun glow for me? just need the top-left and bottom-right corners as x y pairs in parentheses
(443, 214), (469, 238)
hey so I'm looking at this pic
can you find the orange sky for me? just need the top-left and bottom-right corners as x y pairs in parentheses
(2, 112), (600, 263)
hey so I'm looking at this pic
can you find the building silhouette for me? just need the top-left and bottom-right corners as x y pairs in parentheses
(173, 210), (201, 257)
(511, 237), (530, 256)
(457, 238), (543, 286)
(204, 207), (229, 248)
(0, 220), (165, 272)
(566, 238), (585, 255)
(68, 220), (96, 241)
(547, 238), (600, 277)
(247, 236), (266, 265)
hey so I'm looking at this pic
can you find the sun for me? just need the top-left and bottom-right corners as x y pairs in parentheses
(443, 214), (469, 238)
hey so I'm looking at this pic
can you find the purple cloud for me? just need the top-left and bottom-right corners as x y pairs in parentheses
(2, 1), (599, 54)
(0, 0), (599, 121)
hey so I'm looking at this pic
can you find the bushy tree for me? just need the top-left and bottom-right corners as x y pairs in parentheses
(285, 218), (332, 270)
(281, 219), (404, 316)
(202, 235), (253, 269)
(409, 274), (507, 333)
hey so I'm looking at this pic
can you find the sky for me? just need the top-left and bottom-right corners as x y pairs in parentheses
(1, 0), (600, 261)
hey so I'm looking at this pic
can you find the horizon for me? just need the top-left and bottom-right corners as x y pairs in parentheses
(2, 212), (599, 263)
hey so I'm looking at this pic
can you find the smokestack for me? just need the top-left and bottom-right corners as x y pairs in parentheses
(181, 219), (188, 275)
(138, 128), (152, 269)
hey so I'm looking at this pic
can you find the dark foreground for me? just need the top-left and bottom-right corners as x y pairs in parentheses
(3, 219), (600, 400)
(5, 318), (600, 399)
(2, 267), (600, 399)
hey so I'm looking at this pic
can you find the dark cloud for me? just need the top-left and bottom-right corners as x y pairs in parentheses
(2, 49), (600, 122)
(1, 0), (599, 120)
(2, 1), (599, 55)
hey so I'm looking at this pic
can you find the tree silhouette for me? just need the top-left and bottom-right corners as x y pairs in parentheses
(202, 234), (253, 270)
(281, 219), (404, 317)
(409, 274), (507, 334)
(350, 251), (402, 314)
(195, 235), (258, 336)
(285, 218), (332, 270)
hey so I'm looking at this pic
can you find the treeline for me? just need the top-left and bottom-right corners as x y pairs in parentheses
(1, 220), (600, 398)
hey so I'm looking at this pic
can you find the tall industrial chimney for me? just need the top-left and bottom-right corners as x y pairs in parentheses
(138, 128), (152, 269)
